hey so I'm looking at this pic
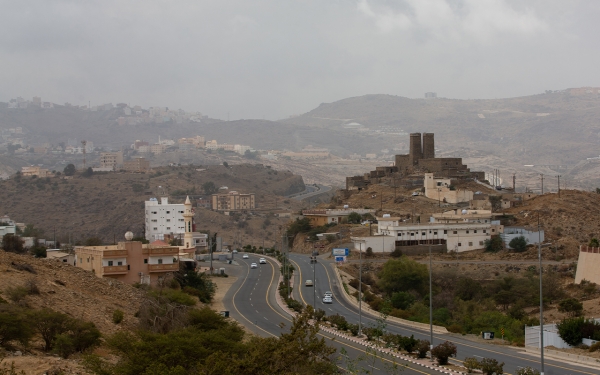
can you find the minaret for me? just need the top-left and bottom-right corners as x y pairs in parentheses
(183, 196), (194, 249)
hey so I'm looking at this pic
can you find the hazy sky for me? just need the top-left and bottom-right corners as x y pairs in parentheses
(1, 0), (598, 120)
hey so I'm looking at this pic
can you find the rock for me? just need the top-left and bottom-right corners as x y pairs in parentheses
(13, 350), (22, 356)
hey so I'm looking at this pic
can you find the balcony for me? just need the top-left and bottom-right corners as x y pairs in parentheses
(103, 265), (128, 275)
(103, 250), (128, 258)
(148, 263), (179, 272)
(143, 248), (179, 256)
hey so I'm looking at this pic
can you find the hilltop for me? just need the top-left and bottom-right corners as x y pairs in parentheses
(0, 163), (305, 245)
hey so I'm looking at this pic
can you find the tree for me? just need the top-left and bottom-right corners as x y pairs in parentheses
(431, 341), (457, 365)
(489, 195), (502, 212)
(222, 161), (229, 168)
(516, 367), (541, 375)
(202, 181), (217, 194)
(416, 339), (430, 358)
(377, 257), (429, 296)
(558, 298), (584, 318)
(28, 308), (73, 351)
(509, 236), (528, 252)
(347, 212), (362, 224)
(484, 235), (503, 252)
(63, 164), (76, 176)
(390, 291), (415, 310)
(455, 277), (483, 301)
(30, 239), (47, 258)
(589, 238), (600, 248)
(84, 237), (103, 246)
(82, 167), (94, 177)
(0, 306), (33, 348)
(22, 224), (44, 238)
(557, 317), (586, 346)
(2, 234), (25, 254)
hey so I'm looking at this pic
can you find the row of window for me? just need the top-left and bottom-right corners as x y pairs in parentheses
(457, 241), (484, 247)
(151, 226), (185, 231)
(397, 229), (487, 236)
(148, 210), (184, 215)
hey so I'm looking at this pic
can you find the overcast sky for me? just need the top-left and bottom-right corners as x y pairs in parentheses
(1, 0), (599, 120)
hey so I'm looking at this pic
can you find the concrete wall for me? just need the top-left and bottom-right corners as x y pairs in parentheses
(395, 244), (446, 255)
(501, 228), (544, 249)
(352, 236), (396, 253)
(575, 246), (600, 284)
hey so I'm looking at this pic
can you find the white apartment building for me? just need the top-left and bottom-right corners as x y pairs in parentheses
(145, 197), (186, 241)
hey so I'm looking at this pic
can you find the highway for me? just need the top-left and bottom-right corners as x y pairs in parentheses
(288, 253), (598, 375)
(222, 254), (465, 375)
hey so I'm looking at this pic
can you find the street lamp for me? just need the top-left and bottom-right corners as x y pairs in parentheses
(313, 256), (316, 308)
(358, 242), (363, 336)
(538, 212), (545, 375)
(429, 242), (433, 361)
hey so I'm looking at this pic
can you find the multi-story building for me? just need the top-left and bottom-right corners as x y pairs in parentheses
(150, 144), (167, 154)
(211, 191), (255, 211)
(21, 166), (49, 177)
(99, 151), (123, 170)
(123, 157), (150, 172)
(145, 197), (186, 241)
(75, 239), (180, 285)
(301, 208), (376, 226)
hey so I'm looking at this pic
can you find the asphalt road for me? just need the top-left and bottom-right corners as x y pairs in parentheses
(289, 253), (597, 375)
(222, 254), (460, 375)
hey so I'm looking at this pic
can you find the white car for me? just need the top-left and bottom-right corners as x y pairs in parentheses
(323, 296), (333, 304)
(305, 280), (313, 287)
(250, 263), (258, 269)
(324, 291), (332, 298)
(259, 258), (267, 264)
(243, 254), (249, 259)
(232, 249), (238, 254)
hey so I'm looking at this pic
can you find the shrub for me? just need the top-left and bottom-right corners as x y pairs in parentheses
(377, 257), (428, 296)
(390, 248), (403, 258)
(0, 306), (33, 348)
(484, 236), (503, 252)
(431, 341), (457, 365)
(589, 341), (600, 352)
(516, 367), (541, 375)
(509, 236), (528, 253)
(390, 291), (415, 310)
(24, 278), (40, 295)
(463, 357), (480, 373)
(10, 262), (35, 273)
(328, 314), (349, 331)
(558, 298), (583, 317)
(416, 339), (430, 358)
(5, 286), (28, 302)
(314, 308), (326, 322)
(398, 335), (418, 353)
(365, 247), (374, 257)
(28, 308), (74, 351)
(2, 234), (25, 254)
(113, 309), (124, 324)
(348, 323), (359, 336)
(479, 358), (504, 375)
(557, 317), (586, 346)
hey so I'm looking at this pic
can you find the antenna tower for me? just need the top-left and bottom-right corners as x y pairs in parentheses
(81, 140), (87, 169)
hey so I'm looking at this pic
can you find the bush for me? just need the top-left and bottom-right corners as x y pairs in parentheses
(0, 306), (33, 348)
(348, 323), (359, 336)
(113, 309), (124, 324)
(589, 341), (600, 352)
(479, 358), (504, 375)
(463, 357), (480, 373)
(398, 335), (418, 353)
(328, 314), (349, 331)
(557, 317), (586, 346)
(5, 286), (28, 302)
(484, 236), (503, 253)
(365, 247), (374, 257)
(2, 234), (25, 254)
(509, 236), (528, 253)
(314, 309), (326, 322)
(28, 308), (74, 351)
(431, 341), (457, 365)
(24, 278), (40, 295)
(516, 367), (541, 375)
(416, 339), (430, 358)
(558, 298), (583, 317)
(377, 257), (428, 296)
(390, 291), (415, 310)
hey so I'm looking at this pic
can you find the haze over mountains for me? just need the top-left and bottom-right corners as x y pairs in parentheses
(2, 88), (600, 190)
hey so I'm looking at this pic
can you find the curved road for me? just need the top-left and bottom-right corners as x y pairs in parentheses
(222, 254), (461, 375)
(289, 253), (597, 375)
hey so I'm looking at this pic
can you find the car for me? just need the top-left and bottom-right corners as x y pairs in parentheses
(411, 191), (420, 196)
(259, 258), (267, 264)
(324, 291), (332, 298)
(323, 296), (333, 304)
(250, 263), (258, 269)
(242, 254), (249, 259)
(305, 280), (313, 287)
(232, 249), (238, 254)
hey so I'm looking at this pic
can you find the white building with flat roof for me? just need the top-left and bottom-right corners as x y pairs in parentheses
(145, 197), (186, 241)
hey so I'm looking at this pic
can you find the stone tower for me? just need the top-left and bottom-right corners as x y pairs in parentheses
(183, 196), (194, 249)
(409, 133), (422, 165)
(422, 133), (435, 159)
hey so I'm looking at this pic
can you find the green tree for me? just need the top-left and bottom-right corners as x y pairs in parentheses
(28, 308), (73, 351)
(479, 358), (504, 375)
(558, 298), (584, 318)
(82, 167), (94, 177)
(22, 224), (44, 238)
(30, 239), (47, 258)
(1, 234), (25, 254)
(390, 291), (415, 310)
(509, 236), (528, 252)
(202, 181), (217, 194)
(589, 238), (600, 247)
(63, 164), (76, 176)
(346, 212), (362, 224)
(431, 341), (457, 365)
(222, 161), (229, 168)
(455, 277), (483, 301)
(484, 236), (503, 252)
(0, 306), (33, 348)
(377, 257), (428, 296)
(557, 317), (586, 346)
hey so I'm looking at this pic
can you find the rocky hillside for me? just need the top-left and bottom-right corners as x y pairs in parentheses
(0, 163), (304, 245)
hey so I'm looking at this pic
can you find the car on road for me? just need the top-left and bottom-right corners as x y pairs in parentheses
(323, 296), (333, 304)
(305, 280), (313, 287)
(250, 263), (258, 269)
(232, 249), (238, 254)
(324, 291), (332, 298)
(242, 254), (249, 259)
(259, 258), (267, 264)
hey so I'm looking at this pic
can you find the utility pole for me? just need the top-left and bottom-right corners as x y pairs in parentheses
(538, 213), (545, 375)
(512, 174), (516, 191)
(429, 241), (433, 361)
(380, 192), (383, 211)
(556, 175), (561, 198)
(540, 174), (544, 194)
(358, 242), (363, 336)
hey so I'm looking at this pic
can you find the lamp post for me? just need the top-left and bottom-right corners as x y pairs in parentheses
(429, 242), (433, 361)
(358, 242), (363, 336)
(313, 256), (316, 308)
(538, 213), (545, 375)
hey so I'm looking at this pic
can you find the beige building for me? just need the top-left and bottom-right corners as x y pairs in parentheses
(75, 240), (180, 286)
(575, 246), (600, 284)
(21, 166), (49, 177)
(123, 157), (150, 172)
(424, 173), (473, 204)
(211, 191), (255, 211)
(99, 151), (123, 170)
(302, 208), (376, 226)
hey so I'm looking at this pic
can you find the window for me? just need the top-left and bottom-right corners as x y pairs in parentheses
(422, 232), (425, 236)
(434, 232), (437, 235)
(444, 230), (447, 234)
(458, 242), (462, 246)
(492, 229), (495, 233)
(166, 211), (170, 214)
(118, 261), (123, 266)
(483, 230), (487, 233)
(79, 257), (82, 263)
(479, 241), (484, 246)
(166, 227), (171, 230)
(152, 211), (157, 214)
(466, 231), (469, 234)
(158, 259), (163, 264)
(166, 219), (170, 222)
(108, 261), (113, 266)
(87, 258), (90, 263)
(178, 210), (184, 213)
(151, 219), (157, 222)
(410, 233), (414, 236)
(179, 219), (184, 222)
(144, 259), (148, 264)
(468, 242), (473, 246)
(153, 227), (157, 230)
(474, 230), (477, 233)
(453, 231), (457, 234)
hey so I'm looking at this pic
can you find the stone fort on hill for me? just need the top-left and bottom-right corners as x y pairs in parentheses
(346, 132), (485, 190)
